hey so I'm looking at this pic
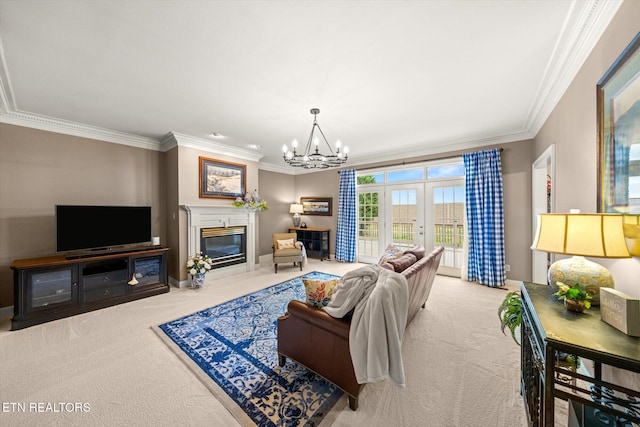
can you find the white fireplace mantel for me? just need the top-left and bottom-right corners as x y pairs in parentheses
(182, 205), (256, 283)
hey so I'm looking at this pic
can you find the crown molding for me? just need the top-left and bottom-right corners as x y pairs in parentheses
(0, 110), (162, 150)
(524, 0), (623, 134)
(0, 36), (16, 114)
(162, 131), (264, 162)
(346, 129), (536, 169)
(258, 162), (298, 175)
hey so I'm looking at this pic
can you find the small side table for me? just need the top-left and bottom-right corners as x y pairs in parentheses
(520, 282), (640, 426)
(289, 227), (330, 261)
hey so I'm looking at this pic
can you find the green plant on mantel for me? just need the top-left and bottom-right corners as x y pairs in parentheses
(498, 291), (522, 346)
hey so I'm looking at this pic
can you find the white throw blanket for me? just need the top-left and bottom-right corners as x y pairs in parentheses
(323, 265), (409, 387)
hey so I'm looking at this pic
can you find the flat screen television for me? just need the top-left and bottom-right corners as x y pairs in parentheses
(56, 205), (152, 254)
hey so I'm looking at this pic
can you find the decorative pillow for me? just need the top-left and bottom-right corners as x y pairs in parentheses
(378, 244), (403, 265)
(303, 279), (338, 307)
(277, 238), (295, 249)
(403, 245), (425, 260)
(388, 253), (417, 273)
(379, 262), (395, 271)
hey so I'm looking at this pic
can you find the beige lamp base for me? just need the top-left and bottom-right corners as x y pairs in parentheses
(547, 256), (613, 305)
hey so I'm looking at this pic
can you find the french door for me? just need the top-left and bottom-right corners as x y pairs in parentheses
(426, 180), (465, 276)
(357, 184), (424, 263)
(357, 186), (384, 264)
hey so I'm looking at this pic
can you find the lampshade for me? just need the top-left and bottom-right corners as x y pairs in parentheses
(289, 204), (304, 214)
(623, 214), (640, 256)
(531, 213), (630, 305)
(531, 213), (630, 258)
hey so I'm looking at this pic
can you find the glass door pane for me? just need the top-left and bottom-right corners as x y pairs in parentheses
(429, 181), (465, 276)
(357, 187), (383, 263)
(390, 185), (424, 250)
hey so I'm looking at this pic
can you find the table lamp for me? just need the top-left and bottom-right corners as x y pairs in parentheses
(623, 214), (640, 256)
(531, 213), (630, 305)
(289, 203), (304, 227)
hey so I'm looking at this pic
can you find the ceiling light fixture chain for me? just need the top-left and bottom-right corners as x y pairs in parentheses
(282, 108), (349, 169)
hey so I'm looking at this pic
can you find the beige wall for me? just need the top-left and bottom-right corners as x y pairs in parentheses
(257, 170), (295, 256)
(257, 169), (341, 257)
(164, 146), (181, 282)
(294, 170), (341, 255)
(534, 0), (640, 298)
(0, 123), (166, 308)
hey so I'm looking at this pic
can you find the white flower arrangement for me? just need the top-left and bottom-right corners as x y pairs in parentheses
(233, 189), (268, 212)
(185, 252), (213, 275)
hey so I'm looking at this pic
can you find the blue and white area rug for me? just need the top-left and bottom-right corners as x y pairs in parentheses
(153, 272), (345, 427)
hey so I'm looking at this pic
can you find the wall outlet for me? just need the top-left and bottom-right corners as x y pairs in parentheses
(505, 264), (510, 272)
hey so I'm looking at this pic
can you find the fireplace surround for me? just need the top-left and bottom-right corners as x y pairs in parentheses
(182, 205), (256, 287)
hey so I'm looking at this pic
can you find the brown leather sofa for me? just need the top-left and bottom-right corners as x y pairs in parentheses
(277, 245), (444, 410)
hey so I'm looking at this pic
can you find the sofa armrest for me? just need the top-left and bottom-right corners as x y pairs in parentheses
(277, 299), (361, 408)
(282, 300), (350, 339)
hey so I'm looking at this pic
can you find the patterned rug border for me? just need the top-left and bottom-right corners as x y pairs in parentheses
(151, 271), (347, 427)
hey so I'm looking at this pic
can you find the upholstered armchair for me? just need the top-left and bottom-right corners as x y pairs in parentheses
(272, 233), (303, 273)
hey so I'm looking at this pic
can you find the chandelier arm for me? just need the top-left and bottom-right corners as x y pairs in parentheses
(314, 124), (336, 155)
(304, 123), (317, 156)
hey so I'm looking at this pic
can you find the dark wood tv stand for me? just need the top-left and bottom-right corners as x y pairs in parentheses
(10, 247), (169, 330)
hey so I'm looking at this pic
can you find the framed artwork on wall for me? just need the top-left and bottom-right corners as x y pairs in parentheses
(300, 197), (332, 216)
(199, 157), (246, 199)
(597, 32), (640, 213)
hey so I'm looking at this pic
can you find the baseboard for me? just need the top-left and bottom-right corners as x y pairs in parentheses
(259, 254), (273, 266)
(505, 279), (521, 287)
(0, 305), (13, 319)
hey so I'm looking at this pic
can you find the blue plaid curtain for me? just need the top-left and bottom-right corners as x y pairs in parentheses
(335, 169), (357, 262)
(463, 149), (505, 287)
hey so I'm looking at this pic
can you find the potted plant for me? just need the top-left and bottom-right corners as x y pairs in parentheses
(498, 288), (582, 371)
(553, 282), (592, 313)
(498, 291), (522, 346)
(233, 189), (268, 212)
(185, 252), (213, 289)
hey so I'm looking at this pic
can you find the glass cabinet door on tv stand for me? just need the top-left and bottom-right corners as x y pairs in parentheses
(24, 265), (79, 315)
(130, 253), (167, 289)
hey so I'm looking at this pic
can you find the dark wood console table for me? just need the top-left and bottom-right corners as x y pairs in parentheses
(289, 227), (330, 260)
(11, 247), (169, 330)
(520, 282), (640, 426)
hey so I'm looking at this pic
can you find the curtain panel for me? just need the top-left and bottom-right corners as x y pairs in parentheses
(463, 149), (505, 287)
(335, 169), (357, 262)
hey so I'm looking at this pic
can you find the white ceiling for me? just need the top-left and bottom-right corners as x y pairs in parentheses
(0, 0), (622, 173)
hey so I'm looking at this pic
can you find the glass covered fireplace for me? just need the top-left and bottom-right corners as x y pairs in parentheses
(200, 226), (246, 269)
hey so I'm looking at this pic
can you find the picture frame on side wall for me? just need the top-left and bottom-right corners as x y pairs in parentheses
(300, 197), (332, 216)
(597, 32), (640, 213)
(199, 157), (246, 199)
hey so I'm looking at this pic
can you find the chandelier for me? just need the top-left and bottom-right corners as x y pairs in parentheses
(282, 108), (349, 169)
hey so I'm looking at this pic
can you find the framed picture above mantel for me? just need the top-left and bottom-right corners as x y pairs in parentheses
(199, 157), (246, 199)
(597, 31), (640, 213)
(300, 197), (332, 216)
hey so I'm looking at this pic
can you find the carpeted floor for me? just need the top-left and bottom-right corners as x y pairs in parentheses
(0, 259), (528, 426)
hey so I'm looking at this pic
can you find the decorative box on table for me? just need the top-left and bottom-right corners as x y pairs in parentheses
(600, 287), (640, 337)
